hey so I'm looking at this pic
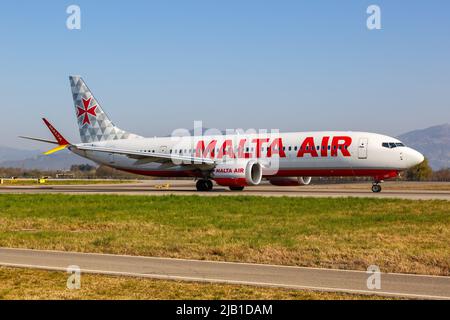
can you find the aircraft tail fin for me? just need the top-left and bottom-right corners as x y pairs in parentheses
(69, 76), (142, 143)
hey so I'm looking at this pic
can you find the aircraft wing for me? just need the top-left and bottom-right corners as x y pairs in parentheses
(75, 145), (216, 167)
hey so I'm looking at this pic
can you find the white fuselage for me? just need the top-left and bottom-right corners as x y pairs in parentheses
(72, 131), (424, 180)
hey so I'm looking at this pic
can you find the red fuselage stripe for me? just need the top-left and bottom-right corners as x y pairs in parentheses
(122, 168), (399, 179)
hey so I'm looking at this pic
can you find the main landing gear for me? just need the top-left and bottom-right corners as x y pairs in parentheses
(371, 182), (382, 193)
(196, 179), (213, 191)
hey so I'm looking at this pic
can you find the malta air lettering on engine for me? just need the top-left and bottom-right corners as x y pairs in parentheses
(214, 167), (245, 174)
(195, 136), (352, 159)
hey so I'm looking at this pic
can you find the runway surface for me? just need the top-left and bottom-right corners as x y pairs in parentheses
(0, 248), (449, 299)
(1, 181), (449, 200)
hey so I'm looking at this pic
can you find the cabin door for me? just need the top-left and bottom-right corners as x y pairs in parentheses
(358, 138), (368, 159)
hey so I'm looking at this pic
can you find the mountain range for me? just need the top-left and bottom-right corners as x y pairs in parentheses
(0, 124), (448, 170)
(0, 147), (95, 171)
(398, 123), (449, 170)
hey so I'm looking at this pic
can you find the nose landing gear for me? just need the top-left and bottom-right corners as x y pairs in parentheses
(196, 179), (213, 191)
(371, 182), (382, 193)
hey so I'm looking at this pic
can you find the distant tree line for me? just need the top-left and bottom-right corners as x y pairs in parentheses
(0, 164), (144, 180)
(0, 167), (56, 179)
(401, 158), (449, 181)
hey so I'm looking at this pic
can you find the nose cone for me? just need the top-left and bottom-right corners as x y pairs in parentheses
(408, 148), (425, 167)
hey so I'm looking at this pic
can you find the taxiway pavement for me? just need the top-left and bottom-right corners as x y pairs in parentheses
(0, 248), (448, 299)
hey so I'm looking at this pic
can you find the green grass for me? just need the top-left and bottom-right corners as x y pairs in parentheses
(0, 194), (448, 275)
(0, 266), (390, 300)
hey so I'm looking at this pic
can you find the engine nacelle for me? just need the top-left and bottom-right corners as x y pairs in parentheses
(269, 176), (312, 186)
(213, 160), (262, 187)
(299, 176), (312, 185)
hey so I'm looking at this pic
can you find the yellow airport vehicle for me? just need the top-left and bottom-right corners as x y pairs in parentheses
(154, 183), (171, 190)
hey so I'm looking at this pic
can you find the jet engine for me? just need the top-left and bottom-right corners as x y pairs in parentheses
(269, 176), (312, 186)
(213, 160), (262, 187)
(299, 177), (312, 185)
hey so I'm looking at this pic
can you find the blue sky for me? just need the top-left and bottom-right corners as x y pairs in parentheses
(1, 1), (449, 148)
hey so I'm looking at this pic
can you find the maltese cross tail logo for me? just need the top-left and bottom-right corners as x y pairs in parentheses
(77, 97), (97, 125)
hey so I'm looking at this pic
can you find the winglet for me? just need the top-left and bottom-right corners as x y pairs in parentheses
(42, 118), (70, 146)
(41, 118), (70, 155)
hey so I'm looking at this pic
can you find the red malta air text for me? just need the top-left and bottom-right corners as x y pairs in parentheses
(195, 136), (352, 159)
(215, 167), (245, 174)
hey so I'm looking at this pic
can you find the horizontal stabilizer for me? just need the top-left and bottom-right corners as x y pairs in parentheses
(18, 136), (59, 145)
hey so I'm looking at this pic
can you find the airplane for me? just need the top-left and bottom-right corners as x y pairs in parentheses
(20, 76), (425, 193)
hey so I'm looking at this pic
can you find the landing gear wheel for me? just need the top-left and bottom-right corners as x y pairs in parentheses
(371, 184), (382, 193)
(196, 179), (213, 191)
(229, 186), (245, 191)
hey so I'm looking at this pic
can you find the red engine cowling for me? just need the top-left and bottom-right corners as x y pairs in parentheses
(269, 177), (312, 186)
(213, 160), (263, 187)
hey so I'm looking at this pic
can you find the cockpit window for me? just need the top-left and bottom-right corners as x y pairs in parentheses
(382, 142), (406, 149)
